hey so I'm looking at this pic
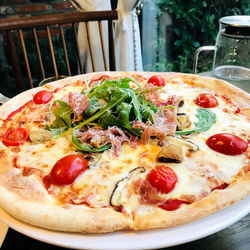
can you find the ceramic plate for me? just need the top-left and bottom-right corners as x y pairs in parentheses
(0, 196), (249, 250)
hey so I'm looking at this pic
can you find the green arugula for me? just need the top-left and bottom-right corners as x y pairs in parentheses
(57, 93), (127, 138)
(175, 108), (216, 135)
(99, 103), (142, 136)
(51, 100), (73, 129)
(47, 77), (161, 152)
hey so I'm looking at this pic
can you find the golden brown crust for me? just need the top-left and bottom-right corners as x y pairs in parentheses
(0, 72), (249, 233)
(0, 184), (132, 233)
(134, 171), (250, 230)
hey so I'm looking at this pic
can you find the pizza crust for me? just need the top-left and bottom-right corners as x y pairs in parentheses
(0, 185), (132, 233)
(0, 72), (249, 233)
(133, 171), (250, 230)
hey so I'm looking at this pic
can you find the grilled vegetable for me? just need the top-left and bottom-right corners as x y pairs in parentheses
(29, 130), (53, 144)
(110, 167), (146, 206)
(177, 114), (191, 131)
(157, 136), (199, 163)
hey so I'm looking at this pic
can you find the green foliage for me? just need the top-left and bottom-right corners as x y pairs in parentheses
(155, 0), (250, 72)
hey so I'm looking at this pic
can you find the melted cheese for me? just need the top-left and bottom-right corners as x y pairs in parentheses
(6, 76), (249, 217)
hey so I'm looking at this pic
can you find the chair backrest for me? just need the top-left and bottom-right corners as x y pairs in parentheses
(0, 10), (118, 93)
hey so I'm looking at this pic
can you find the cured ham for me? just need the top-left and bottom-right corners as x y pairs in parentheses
(133, 178), (164, 205)
(68, 92), (89, 118)
(152, 107), (177, 136)
(76, 126), (137, 157)
(107, 126), (130, 157)
(132, 106), (177, 144)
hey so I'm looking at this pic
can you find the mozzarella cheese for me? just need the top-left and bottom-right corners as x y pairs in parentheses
(6, 76), (249, 217)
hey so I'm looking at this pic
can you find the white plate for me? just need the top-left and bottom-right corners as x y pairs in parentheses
(0, 196), (249, 250)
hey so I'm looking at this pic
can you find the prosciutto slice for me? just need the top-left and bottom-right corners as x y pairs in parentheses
(68, 92), (89, 118)
(107, 126), (130, 157)
(133, 178), (164, 205)
(77, 126), (137, 157)
(77, 128), (107, 142)
(144, 84), (179, 108)
(132, 106), (177, 144)
(152, 107), (177, 136)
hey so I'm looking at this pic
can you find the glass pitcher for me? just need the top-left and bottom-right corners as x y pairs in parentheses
(194, 15), (250, 81)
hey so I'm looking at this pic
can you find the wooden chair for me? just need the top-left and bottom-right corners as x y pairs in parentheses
(0, 11), (118, 94)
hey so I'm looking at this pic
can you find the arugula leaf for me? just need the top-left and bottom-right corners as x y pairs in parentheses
(175, 108), (216, 135)
(138, 95), (158, 123)
(57, 93), (127, 138)
(99, 105), (142, 136)
(72, 134), (111, 152)
(84, 97), (106, 117)
(116, 77), (141, 89)
(51, 100), (73, 129)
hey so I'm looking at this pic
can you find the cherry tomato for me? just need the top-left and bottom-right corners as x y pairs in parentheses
(89, 75), (113, 87)
(160, 199), (184, 211)
(206, 133), (248, 156)
(33, 90), (53, 104)
(147, 166), (178, 194)
(194, 93), (219, 108)
(2, 128), (29, 146)
(49, 155), (88, 185)
(147, 75), (166, 87)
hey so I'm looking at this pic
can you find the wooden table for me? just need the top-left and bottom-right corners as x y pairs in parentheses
(1, 71), (250, 249)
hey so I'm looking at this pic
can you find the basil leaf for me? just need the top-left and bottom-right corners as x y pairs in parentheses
(175, 108), (216, 135)
(72, 134), (111, 152)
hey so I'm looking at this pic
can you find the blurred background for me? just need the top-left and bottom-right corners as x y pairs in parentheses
(0, 0), (249, 97)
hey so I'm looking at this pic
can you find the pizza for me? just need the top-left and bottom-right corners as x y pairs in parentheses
(0, 72), (249, 233)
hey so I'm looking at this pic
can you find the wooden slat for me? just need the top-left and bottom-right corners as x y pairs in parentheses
(18, 29), (33, 88)
(0, 11), (118, 31)
(98, 21), (108, 71)
(73, 23), (83, 74)
(6, 30), (25, 92)
(59, 24), (71, 76)
(108, 20), (116, 71)
(46, 26), (58, 77)
(85, 21), (96, 72)
(32, 27), (45, 80)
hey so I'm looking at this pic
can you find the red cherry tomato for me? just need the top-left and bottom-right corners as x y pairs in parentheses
(33, 90), (53, 104)
(49, 155), (88, 185)
(89, 75), (113, 87)
(160, 199), (184, 211)
(147, 166), (178, 194)
(2, 128), (29, 146)
(206, 133), (248, 156)
(194, 93), (219, 108)
(147, 75), (166, 87)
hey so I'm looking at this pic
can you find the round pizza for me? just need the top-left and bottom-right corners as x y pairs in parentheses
(0, 72), (249, 233)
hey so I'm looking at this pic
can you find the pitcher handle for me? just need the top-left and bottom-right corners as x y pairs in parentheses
(193, 46), (215, 74)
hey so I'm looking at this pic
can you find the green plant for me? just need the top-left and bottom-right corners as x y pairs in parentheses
(155, 0), (250, 72)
